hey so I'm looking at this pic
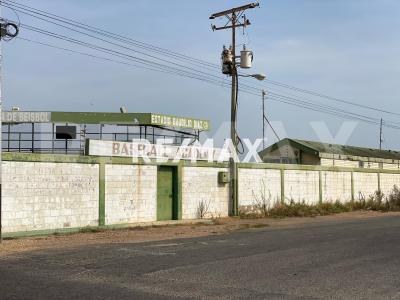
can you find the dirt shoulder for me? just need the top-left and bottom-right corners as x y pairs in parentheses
(1, 210), (399, 257)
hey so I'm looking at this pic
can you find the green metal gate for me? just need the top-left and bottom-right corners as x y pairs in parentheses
(157, 166), (176, 221)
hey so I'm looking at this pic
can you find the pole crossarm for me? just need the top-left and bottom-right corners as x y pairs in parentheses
(209, 2), (259, 19)
(212, 22), (250, 31)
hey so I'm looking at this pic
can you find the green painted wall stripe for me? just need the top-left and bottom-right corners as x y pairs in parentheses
(3, 152), (100, 164)
(5, 152), (400, 175)
(319, 170), (323, 204)
(99, 162), (106, 226)
(280, 169), (285, 204)
(2, 226), (88, 239)
(237, 162), (400, 174)
(377, 172), (381, 193)
(177, 162), (183, 220)
(351, 172), (355, 202)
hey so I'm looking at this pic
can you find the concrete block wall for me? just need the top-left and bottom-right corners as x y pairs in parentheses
(238, 168), (281, 209)
(2, 161), (99, 233)
(380, 173), (400, 196)
(105, 164), (157, 225)
(284, 170), (319, 204)
(334, 160), (359, 168)
(365, 162), (380, 169)
(383, 163), (400, 170)
(353, 172), (378, 200)
(321, 171), (352, 203)
(321, 158), (359, 168)
(182, 167), (229, 219)
(3, 156), (399, 235)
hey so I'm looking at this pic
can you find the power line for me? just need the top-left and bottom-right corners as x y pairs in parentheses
(4, 0), (400, 122)
(20, 23), (231, 86)
(1, 0), (218, 70)
(3, 1), (400, 132)
(15, 28), (400, 130)
(3, 0), (399, 119)
(15, 36), (194, 75)
(17, 24), (400, 130)
(263, 79), (400, 117)
(264, 115), (280, 141)
(4, 3), (223, 79)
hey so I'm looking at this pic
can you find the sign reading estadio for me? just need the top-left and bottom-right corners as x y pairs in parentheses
(87, 139), (229, 162)
(150, 114), (209, 131)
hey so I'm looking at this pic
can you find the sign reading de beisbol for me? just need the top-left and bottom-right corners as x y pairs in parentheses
(87, 139), (229, 162)
(2, 111), (51, 123)
(151, 114), (210, 131)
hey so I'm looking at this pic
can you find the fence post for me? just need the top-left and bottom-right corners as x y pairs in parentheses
(280, 168), (285, 204)
(351, 171), (355, 202)
(377, 172), (381, 194)
(319, 170), (323, 204)
(99, 161), (106, 226)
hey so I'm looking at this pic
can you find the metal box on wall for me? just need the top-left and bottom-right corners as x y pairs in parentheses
(218, 171), (230, 184)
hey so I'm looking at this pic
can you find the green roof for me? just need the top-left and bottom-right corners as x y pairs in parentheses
(260, 138), (400, 160)
(2, 111), (210, 131)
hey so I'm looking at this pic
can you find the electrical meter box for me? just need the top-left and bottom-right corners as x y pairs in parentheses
(218, 171), (230, 184)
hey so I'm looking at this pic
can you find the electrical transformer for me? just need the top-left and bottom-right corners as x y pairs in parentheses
(240, 45), (253, 69)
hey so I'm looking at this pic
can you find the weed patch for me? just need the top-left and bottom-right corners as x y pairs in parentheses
(240, 185), (400, 219)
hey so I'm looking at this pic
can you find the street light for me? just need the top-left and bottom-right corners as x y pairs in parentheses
(238, 73), (266, 81)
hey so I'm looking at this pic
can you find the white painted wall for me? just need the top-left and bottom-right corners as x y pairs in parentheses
(284, 170), (319, 204)
(105, 164), (157, 225)
(182, 167), (229, 219)
(353, 172), (378, 200)
(334, 160), (359, 168)
(365, 162), (380, 169)
(383, 163), (400, 170)
(4, 158), (398, 235)
(238, 168), (281, 209)
(380, 173), (400, 197)
(321, 171), (352, 203)
(2, 161), (99, 233)
(321, 158), (359, 168)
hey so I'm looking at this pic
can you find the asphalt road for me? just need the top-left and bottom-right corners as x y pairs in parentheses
(1, 216), (400, 299)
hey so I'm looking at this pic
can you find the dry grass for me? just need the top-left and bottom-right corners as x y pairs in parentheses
(241, 185), (400, 219)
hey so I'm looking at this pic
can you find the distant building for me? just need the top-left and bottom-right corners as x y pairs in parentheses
(1, 110), (210, 155)
(259, 138), (400, 170)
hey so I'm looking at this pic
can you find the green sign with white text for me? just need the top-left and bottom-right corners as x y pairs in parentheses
(150, 114), (210, 131)
(2, 111), (210, 131)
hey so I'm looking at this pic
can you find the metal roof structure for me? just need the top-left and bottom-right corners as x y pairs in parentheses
(1, 111), (209, 154)
(2, 111), (210, 131)
(260, 138), (400, 160)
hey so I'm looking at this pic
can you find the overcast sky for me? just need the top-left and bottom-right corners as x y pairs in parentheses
(3, 0), (400, 150)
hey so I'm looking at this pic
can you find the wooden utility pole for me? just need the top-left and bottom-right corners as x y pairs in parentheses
(210, 2), (259, 216)
(262, 89), (266, 149)
(0, 14), (19, 242)
(380, 118), (383, 150)
(0, 17), (2, 244)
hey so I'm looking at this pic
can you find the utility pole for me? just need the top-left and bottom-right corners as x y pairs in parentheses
(262, 89), (266, 149)
(210, 2), (259, 216)
(0, 8), (3, 244)
(379, 118), (383, 150)
(0, 13), (19, 242)
(262, 89), (280, 144)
